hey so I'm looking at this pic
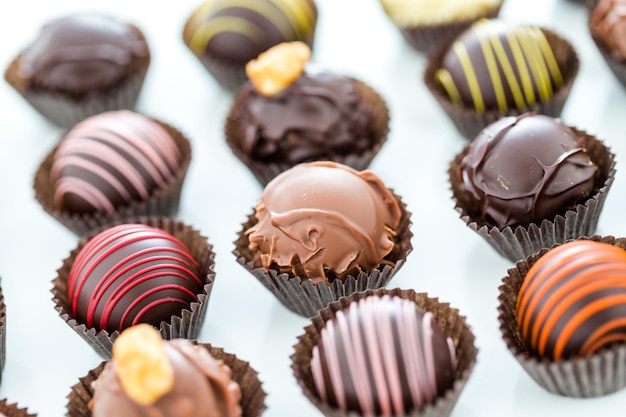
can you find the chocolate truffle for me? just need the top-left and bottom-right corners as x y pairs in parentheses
(458, 113), (597, 229)
(516, 240), (626, 360)
(245, 161), (402, 284)
(590, 0), (626, 60)
(67, 224), (204, 333)
(435, 19), (565, 113)
(310, 295), (457, 415)
(226, 42), (389, 185)
(183, 0), (318, 91)
(4, 14), (150, 127)
(91, 324), (242, 417)
(50, 110), (182, 215)
(378, 0), (503, 53)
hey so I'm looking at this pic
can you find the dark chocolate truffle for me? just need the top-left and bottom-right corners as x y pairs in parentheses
(435, 19), (565, 113)
(516, 240), (626, 360)
(310, 295), (457, 414)
(183, 0), (318, 91)
(458, 113), (597, 228)
(50, 110), (182, 215)
(4, 14), (150, 127)
(245, 161), (402, 284)
(67, 224), (204, 333)
(91, 325), (242, 417)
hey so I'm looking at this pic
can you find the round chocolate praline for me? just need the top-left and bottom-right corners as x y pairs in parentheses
(310, 295), (456, 415)
(590, 0), (626, 60)
(67, 224), (204, 333)
(516, 240), (626, 360)
(50, 110), (181, 215)
(230, 72), (376, 165)
(435, 19), (565, 112)
(459, 113), (597, 229)
(18, 14), (149, 96)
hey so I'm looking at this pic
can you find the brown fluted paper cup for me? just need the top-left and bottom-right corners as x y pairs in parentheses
(33, 115), (192, 237)
(225, 78), (390, 187)
(449, 128), (615, 263)
(424, 27), (579, 140)
(291, 287), (478, 417)
(67, 343), (266, 417)
(233, 192), (412, 318)
(51, 216), (215, 359)
(498, 235), (626, 397)
(0, 400), (37, 417)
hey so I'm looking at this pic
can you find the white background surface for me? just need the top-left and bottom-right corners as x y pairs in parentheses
(1, 0), (625, 415)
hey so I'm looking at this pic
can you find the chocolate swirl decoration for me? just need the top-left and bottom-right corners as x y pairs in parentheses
(18, 14), (149, 94)
(459, 113), (597, 229)
(234, 72), (375, 164)
(516, 240), (626, 360)
(246, 161), (401, 283)
(50, 110), (181, 215)
(310, 295), (456, 415)
(183, 0), (317, 64)
(435, 19), (564, 112)
(67, 224), (204, 333)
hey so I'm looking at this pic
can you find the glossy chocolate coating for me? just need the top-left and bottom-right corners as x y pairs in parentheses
(67, 224), (203, 333)
(435, 19), (564, 112)
(516, 240), (626, 360)
(232, 72), (375, 164)
(459, 113), (597, 228)
(311, 295), (456, 414)
(50, 110), (181, 215)
(183, 0), (317, 64)
(590, 0), (626, 59)
(246, 161), (401, 283)
(92, 339), (241, 417)
(19, 14), (148, 95)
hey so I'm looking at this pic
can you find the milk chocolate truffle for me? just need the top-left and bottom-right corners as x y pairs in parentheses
(311, 295), (456, 415)
(458, 113), (597, 229)
(4, 14), (150, 127)
(516, 240), (626, 360)
(67, 224), (204, 334)
(588, 0), (626, 88)
(91, 325), (242, 417)
(245, 161), (402, 284)
(226, 42), (389, 185)
(183, 0), (318, 91)
(426, 18), (579, 139)
(590, 0), (626, 60)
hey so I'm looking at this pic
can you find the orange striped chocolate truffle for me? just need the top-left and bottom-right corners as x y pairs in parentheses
(516, 240), (626, 360)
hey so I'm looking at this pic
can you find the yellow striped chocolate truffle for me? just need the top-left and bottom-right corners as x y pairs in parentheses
(183, 0), (317, 90)
(516, 240), (626, 360)
(435, 19), (564, 113)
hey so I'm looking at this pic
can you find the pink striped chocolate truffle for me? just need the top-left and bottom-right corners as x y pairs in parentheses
(67, 223), (203, 333)
(310, 295), (457, 415)
(50, 110), (181, 214)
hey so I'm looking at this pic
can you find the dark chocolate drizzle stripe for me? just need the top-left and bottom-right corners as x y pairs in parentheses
(435, 19), (564, 112)
(517, 240), (626, 360)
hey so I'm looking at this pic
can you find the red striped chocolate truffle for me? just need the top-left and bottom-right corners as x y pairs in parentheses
(310, 295), (456, 415)
(67, 223), (203, 333)
(516, 240), (626, 360)
(50, 110), (181, 214)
